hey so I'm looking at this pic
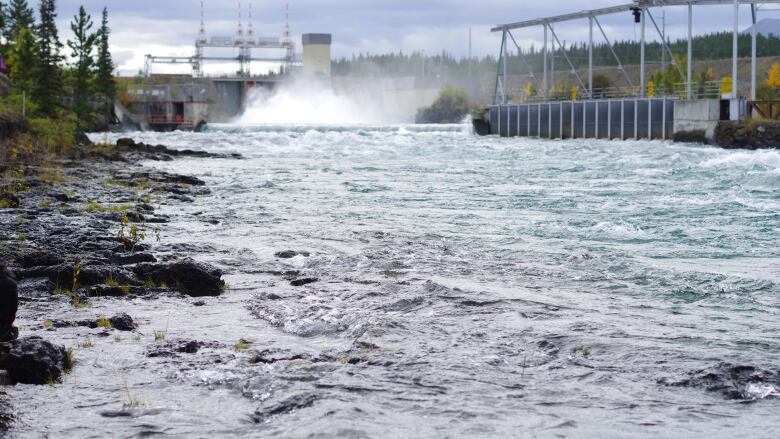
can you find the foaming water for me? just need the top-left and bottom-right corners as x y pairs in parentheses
(237, 83), (390, 125)
(31, 126), (779, 437)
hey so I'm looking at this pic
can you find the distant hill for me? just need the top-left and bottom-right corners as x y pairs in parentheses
(744, 18), (780, 37)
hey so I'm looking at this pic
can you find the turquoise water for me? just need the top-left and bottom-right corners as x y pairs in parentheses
(43, 125), (780, 437)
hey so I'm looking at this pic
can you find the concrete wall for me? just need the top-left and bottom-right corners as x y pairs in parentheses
(303, 44), (331, 78)
(209, 81), (245, 122)
(673, 99), (721, 142)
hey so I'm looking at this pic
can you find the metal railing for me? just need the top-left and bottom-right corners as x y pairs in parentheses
(146, 114), (193, 126)
(747, 101), (780, 120)
(512, 81), (723, 104)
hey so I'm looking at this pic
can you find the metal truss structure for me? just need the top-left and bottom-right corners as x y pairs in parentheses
(492, 0), (780, 104)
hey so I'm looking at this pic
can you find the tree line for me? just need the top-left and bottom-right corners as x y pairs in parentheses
(332, 31), (780, 80)
(0, 0), (116, 132)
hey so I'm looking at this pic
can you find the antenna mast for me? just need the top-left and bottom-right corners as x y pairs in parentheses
(237, 1), (244, 39)
(248, 2), (254, 37)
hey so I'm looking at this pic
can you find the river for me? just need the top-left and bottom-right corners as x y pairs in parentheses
(8, 124), (780, 438)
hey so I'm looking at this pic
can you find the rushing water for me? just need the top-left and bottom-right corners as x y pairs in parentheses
(11, 125), (780, 438)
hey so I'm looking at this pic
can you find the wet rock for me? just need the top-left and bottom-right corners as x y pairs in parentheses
(109, 252), (156, 265)
(1, 337), (67, 384)
(193, 300), (206, 307)
(662, 363), (780, 400)
(290, 278), (318, 287)
(134, 258), (224, 297)
(14, 250), (65, 269)
(0, 266), (18, 342)
(274, 250), (311, 259)
(109, 314), (136, 331)
(251, 393), (318, 423)
(16, 278), (55, 300)
(146, 340), (220, 358)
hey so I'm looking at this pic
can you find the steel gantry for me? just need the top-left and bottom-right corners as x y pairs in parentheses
(491, 0), (780, 106)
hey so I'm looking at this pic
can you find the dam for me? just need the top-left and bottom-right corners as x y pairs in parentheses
(475, 0), (780, 141)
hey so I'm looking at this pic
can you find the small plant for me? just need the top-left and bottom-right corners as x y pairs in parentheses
(84, 200), (104, 213)
(132, 335), (142, 343)
(234, 340), (251, 351)
(105, 274), (121, 287)
(123, 381), (144, 409)
(120, 285), (130, 295)
(72, 262), (81, 291)
(154, 330), (167, 342)
(72, 295), (91, 309)
(338, 356), (350, 365)
(64, 348), (74, 372)
(78, 340), (94, 349)
(114, 336), (123, 343)
(53, 286), (72, 297)
(38, 199), (53, 208)
(158, 281), (167, 289)
(17, 232), (27, 241)
(580, 346), (592, 359)
(43, 320), (54, 330)
(96, 318), (112, 329)
(143, 279), (157, 288)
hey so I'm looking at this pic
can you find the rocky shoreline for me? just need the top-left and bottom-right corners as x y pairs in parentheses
(0, 138), (234, 428)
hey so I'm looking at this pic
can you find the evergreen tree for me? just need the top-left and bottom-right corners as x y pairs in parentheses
(33, 0), (64, 118)
(0, 2), (7, 46)
(67, 5), (96, 130)
(94, 7), (115, 119)
(7, 26), (36, 96)
(5, 0), (34, 43)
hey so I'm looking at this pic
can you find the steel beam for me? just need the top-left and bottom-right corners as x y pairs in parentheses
(687, 2), (693, 99)
(543, 24), (549, 101)
(491, 0), (780, 32)
(594, 17), (635, 88)
(732, 0), (739, 102)
(549, 25), (588, 93)
(647, 10), (686, 81)
(751, 3), (757, 100)
(641, 8), (646, 97)
(589, 17), (594, 98)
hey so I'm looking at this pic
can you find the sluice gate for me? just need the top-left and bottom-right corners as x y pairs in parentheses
(490, 98), (675, 140)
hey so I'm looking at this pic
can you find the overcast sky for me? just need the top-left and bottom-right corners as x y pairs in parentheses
(49, 1), (780, 75)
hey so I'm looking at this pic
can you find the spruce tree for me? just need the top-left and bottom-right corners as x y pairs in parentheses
(5, 0), (34, 43)
(7, 27), (37, 100)
(33, 0), (64, 118)
(67, 5), (96, 130)
(94, 7), (115, 119)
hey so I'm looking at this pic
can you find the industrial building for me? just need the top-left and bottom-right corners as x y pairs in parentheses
(122, 2), (333, 130)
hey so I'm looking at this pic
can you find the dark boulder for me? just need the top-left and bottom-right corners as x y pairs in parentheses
(15, 250), (65, 269)
(290, 278), (318, 287)
(0, 265), (18, 342)
(134, 258), (224, 297)
(1, 337), (67, 384)
(274, 250), (310, 259)
(145, 339), (220, 358)
(109, 314), (136, 331)
(251, 393), (318, 423)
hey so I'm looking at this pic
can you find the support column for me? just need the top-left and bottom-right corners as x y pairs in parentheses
(732, 0), (739, 99)
(640, 8), (646, 97)
(751, 4), (758, 101)
(687, 3), (693, 99)
(503, 30), (508, 104)
(543, 24), (549, 101)
(589, 16), (594, 99)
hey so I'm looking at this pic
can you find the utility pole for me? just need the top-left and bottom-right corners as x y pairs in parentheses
(661, 10), (666, 71)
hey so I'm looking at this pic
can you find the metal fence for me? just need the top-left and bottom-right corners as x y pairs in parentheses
(515, 81), (722, 104)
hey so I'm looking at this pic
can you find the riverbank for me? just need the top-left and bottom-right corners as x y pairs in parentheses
(0, 137), (237, 429)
